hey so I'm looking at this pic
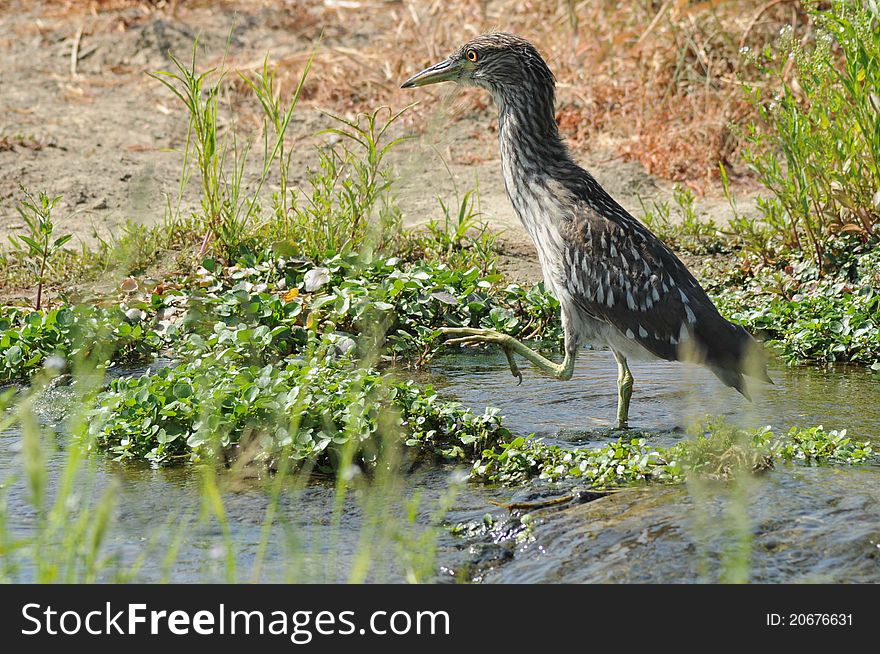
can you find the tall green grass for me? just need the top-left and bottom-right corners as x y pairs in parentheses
(734, 0), (879, 271)
(6, 189), (70, 311)
(151, 38), (315, 263)
(266, 107), (407, 259)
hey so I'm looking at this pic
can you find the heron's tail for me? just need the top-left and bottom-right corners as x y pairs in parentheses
(708, 364), (772, 400)
(691, 315), (772, 399)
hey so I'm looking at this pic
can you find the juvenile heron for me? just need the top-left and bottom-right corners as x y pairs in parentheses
(402, 33), (770, 428)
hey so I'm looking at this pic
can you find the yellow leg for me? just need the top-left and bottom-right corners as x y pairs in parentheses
(438, 327), (575, 383)
(613, 350), (634, 429)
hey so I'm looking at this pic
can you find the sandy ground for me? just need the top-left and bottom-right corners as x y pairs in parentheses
(0, 1), (759, 285)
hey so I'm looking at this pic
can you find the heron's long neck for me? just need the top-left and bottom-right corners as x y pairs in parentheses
(494, 84), (574, 258)
(495, 86), (571, 182)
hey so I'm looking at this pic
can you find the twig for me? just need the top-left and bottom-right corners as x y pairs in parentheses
(739, 0), (795, 50)
(782, 32), (812, 82)
(490, 489), (618, 511)
(635, 0), (674, 48)
(489, 495), (575, 510)
(70, 25), (83, 78)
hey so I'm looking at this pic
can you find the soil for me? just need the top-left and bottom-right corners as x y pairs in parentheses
(0, 0), (760, 288)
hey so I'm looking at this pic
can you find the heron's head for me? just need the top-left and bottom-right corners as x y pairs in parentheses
(400, 33), (555, 99)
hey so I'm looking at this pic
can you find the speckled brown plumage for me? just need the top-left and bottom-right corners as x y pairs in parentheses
(403, 32), (770, 424)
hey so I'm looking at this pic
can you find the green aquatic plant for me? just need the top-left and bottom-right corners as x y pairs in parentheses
(770, 425), (874, 464)
(86, 346), (509, 467)
(162, 251), (562, 362)
(0, 355), (459, 583)
(471, 419), (874, 487)
(0, 305), (161, 382)
(708, 255), (880, 365)
(0, 246), (564, 384)
(472, 434), (676, 487)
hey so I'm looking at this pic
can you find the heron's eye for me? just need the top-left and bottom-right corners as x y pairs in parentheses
(466, 49), (478, 63)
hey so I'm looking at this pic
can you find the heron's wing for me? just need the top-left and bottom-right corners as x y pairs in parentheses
(559, 200), (719, 362)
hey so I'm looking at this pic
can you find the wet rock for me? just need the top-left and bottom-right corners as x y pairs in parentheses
(45, 373), (72, 390)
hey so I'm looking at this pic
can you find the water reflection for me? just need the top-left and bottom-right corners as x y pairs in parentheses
(428, 348), (880, 447)
(1, 349), (878, 582)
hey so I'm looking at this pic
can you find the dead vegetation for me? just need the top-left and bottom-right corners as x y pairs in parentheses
(275, 0), (812, 186)
(17, 0), (813, 188)
(0, 133), (47, 153)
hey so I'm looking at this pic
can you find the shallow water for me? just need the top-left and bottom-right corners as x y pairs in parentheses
(428, 349), (880, 582)
(428, 348), (880, 447)
(1, 348), (879, 583)
(482, 465), (880, 583)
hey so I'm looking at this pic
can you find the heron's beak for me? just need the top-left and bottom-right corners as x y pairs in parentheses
(401, 58), (461, 88)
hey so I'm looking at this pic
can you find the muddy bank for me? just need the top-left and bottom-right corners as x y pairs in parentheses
(1, 1), (758, 269)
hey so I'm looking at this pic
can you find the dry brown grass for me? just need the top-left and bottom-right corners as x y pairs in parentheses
(39, 0), (208, 15)
(278, 0), (810, 187)
(24, 0), (811, 187)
